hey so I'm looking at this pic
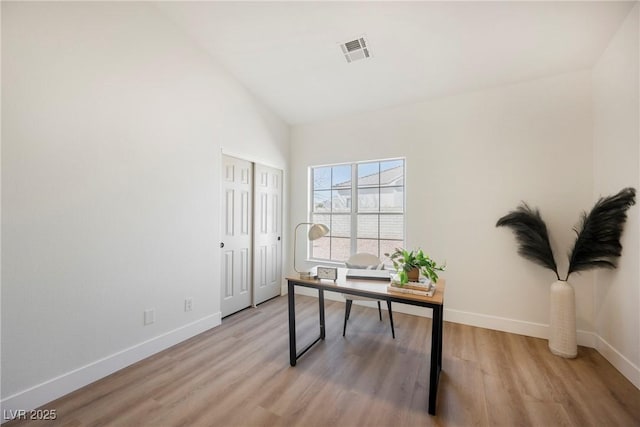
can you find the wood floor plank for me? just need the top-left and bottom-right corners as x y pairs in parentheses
(5, 295), (640, 427)
(438, 357), (489, 426)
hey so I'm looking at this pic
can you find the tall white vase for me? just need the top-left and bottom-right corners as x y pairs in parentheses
(548, 280), (577, 358)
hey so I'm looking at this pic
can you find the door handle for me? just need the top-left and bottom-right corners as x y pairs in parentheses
(220, 242), (225, 248)
(277, 236), (281, 241)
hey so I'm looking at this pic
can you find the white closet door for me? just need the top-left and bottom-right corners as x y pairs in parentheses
(220, 155), (253, 317)
(253, 164), (283, 305)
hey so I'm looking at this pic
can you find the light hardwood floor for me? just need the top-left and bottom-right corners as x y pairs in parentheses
(6, 294), (640, 427)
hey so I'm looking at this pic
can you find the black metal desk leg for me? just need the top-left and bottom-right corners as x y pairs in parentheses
(437, 306), (443, 370)
(288, 282), (297, 366)
(428, 305), (442, 415)
(318, 289), (326, 339)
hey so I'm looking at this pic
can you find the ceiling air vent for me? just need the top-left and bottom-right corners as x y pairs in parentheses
(340, 36), (371, 63)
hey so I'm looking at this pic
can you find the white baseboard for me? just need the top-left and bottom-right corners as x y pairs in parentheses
(444, 308), (597, 348)
(1, 313), (221, 423)
(595, 335), (640, 389)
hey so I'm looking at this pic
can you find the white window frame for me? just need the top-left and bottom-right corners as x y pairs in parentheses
(308, 158), (406, 263)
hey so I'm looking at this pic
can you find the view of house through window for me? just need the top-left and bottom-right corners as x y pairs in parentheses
(310, 159), (405, 262)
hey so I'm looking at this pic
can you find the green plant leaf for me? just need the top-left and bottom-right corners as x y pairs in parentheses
(387, 247), (446, 283)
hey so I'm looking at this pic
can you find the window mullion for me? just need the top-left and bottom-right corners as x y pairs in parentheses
(308, 167), (313, 259)
(378, 183), (381, 258)
(350, 164), (357, 255)
(330, 167), (334, 260)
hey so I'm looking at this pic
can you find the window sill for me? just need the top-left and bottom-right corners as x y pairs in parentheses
(307, 259), (345, 267)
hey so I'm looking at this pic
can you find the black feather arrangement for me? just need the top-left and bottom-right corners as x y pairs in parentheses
(566, 187), (636, 280)
(496, 203), (560, 280)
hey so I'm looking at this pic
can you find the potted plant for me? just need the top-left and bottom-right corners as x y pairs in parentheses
(386, 248), (446, 284)
(496, 187), (636, 358)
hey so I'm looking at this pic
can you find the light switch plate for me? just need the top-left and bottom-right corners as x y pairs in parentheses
(144, 308), (155, 325)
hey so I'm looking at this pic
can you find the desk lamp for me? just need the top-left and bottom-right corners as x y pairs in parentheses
(293, 222), (329, 279)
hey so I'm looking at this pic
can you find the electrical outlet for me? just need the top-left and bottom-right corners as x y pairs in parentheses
(184, 298), (193, 312)
(144, 308), (155, 325)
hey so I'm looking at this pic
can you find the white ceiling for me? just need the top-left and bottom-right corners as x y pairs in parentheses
(156, 1), (635, 125)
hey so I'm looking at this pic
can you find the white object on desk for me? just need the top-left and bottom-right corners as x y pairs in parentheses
(345, 269), (390, 280)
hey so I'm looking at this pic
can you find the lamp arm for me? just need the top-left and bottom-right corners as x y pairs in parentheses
(293, 222), (314, 274)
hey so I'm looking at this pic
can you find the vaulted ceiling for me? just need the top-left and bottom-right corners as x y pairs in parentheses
(156, 1), (635, 125)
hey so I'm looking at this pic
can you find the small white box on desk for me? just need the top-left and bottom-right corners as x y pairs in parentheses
(345, 269), (390, 281)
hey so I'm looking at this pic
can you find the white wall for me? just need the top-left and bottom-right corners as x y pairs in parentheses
(291, 70), (595, 342)
(1, 1), (289, 413)
(593, 4), (640, 388)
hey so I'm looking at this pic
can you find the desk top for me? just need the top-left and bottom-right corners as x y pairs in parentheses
(286, 269), (445, 305)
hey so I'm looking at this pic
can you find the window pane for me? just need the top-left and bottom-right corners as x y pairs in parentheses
(309, 214), (330, 260)
(311, 236), (330, 260)
(357, 162), (379, 187)
(331, 214), (351, 238)
(357, 239), (379, 257)
(313, 190), (331, 212)
(332, 165), (351, 189)
(331, 237), (351, 261)
(313, 167), (332, 190)
(380, 239), (404, 263)
(380, 187), (404, 212)
(380, 160), (404, 187)
(312, 214), (330, 232)
(332, 188), (351, 212)
(357, 215), (378, 239)
(357, 188), (379, 212)
(381, 159), (403, 171)
(380, 215), (404, 239)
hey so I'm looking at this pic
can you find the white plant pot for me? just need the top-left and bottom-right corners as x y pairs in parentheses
(548, 280), (577, 358)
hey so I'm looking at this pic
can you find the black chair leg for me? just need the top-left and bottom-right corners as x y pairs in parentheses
(343, 299), (353, 337)
(377, 301), (382, 321)
(387, 300), (395, 339)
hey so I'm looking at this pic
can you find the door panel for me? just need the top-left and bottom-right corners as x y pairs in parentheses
(254, 164), (283, 304)
(221, 155), (253, 317)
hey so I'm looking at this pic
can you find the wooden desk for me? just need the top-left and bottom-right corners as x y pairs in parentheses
(286, 272), (445, 415)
